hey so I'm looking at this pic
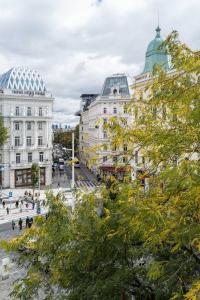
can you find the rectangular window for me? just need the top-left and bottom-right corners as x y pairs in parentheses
(26, 136), (32, 147)
(38, 122), (43, 130)
(38, 136), (43, 146)
(103, 131), (107, 138)
(124, 105), (128, 114)
(39, 107), (43, 116)
(103, 118), (107, 125)
(135, 150), (138, 164)
(16, 153), (20, 164)
(103, 156), (107, 162)
(103, 107), (107, 114)
(113, 156), (117, 163)
(39, 152), (44, 162)
(15, 107), (19, 116)
(113, 107), (117, 114)
(15, 122), (19, 130)
(27, 122), (31, 130)
(15, 136), (20, 147)
(123, 157), (127, 163)
(28, 152), (32, 163)
(27, 107), (31, 116)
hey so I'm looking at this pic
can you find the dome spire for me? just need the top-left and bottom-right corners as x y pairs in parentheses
(156, 25), (161, 38)
(156, 9), (161, 38)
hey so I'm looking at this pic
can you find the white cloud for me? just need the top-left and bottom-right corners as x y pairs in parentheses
(0, 0), (198, 125)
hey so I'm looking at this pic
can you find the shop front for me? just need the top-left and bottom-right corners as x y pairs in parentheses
(15, 167), (45, 187)
(99, 165), (131, 181)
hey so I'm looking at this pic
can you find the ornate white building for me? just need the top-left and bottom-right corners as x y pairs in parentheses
(0, 67), (54, 188)
(79, 74), (134, 179)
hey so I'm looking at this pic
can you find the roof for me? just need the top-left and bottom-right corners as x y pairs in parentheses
(142, 26), (170, 74)
(102, 74), (130, 96)
(0, 66), (46, 92)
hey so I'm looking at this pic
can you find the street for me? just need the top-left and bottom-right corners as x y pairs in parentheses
(52, 162), (99, 190)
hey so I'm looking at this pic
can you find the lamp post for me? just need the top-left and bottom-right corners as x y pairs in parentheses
(71, 131), (75, 189)
(65, 131), (75, 189)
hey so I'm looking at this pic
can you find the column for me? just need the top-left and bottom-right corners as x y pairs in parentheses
(34, 121), (37, 149)
(23, 121), (26, 147)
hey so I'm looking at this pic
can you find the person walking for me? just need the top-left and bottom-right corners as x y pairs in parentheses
(25, 216), (30, 228)
(16, 200), (19, 209)
(11, 220), (15, 230)
(2, 201), (5, 208)
(18, 218), (23, 230)
(6, 207), (9, 215)
(29, 217), (33, 228)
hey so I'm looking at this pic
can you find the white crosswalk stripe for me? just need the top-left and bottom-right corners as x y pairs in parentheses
(75, 180), (98, 191)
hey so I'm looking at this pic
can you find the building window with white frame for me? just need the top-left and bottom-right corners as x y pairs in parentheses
(26, 136), (32, 147)
(113, 107), (117, 114)
(103, 118), (107, 125)
(16, 153), (20, 164)
(39, 107), (43, 116)
(28, 152), (32, 163)
(27, 107), (31, 116)
(15, 136), (20, 147)
(15, 122), (20, 130)
(27, 122), (31, 130)
(103, 131), (107, 138)
(15, 106), (19, 116)
(38, 136), (43, 146)
(103, 156), (107, 162)
(103, 107), (107, 114)
(39, 152), (44, 162)
(38, 122), (43, 130)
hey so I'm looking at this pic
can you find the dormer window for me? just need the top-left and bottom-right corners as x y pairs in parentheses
(113, 88), (117, 95)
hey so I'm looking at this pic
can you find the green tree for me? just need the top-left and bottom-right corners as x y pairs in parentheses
(1, 31), (200, 300)
(0, 117), (8, 146)
(31, 163), (39, 200)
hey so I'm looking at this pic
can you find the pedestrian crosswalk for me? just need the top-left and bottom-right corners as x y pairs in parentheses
(75, 180), (98, 190)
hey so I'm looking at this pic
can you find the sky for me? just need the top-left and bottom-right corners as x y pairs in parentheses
(0, 0), (199, 126)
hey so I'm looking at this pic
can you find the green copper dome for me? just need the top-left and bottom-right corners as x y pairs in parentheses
(142, 26), (170, 74)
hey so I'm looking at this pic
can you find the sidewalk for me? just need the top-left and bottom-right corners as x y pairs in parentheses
(0, 187), (75, 225)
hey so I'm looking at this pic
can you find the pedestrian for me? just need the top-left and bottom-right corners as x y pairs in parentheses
(6, 207), (9, 215)
(18, 218), (23, 230)
(45, 213), (49, 220)
(26, 203), (28, 208)
(11, 220), (15, 230)
(25, 216), (30, 228)
(42, 199), (46, 207)
(29, 217), (33, 227)
(58, 181), (60, 187)
(32, 202), (35, 210)
(2, 201), (5, 208)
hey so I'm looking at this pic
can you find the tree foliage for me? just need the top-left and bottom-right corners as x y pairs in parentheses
(1, 31), (200, 300)
(0, 117), (8, 146)
(53, 125), (79, 153)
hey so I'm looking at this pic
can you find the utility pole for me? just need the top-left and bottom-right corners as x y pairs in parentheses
(71, 131), (75, 189)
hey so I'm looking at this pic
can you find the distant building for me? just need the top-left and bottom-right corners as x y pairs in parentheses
(52, 123), (71, 133)
(0, 66), (54, 188)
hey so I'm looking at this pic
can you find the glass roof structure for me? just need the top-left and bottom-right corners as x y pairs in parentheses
(0, 67), (46, 92)
(102, 74), (130, 96)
